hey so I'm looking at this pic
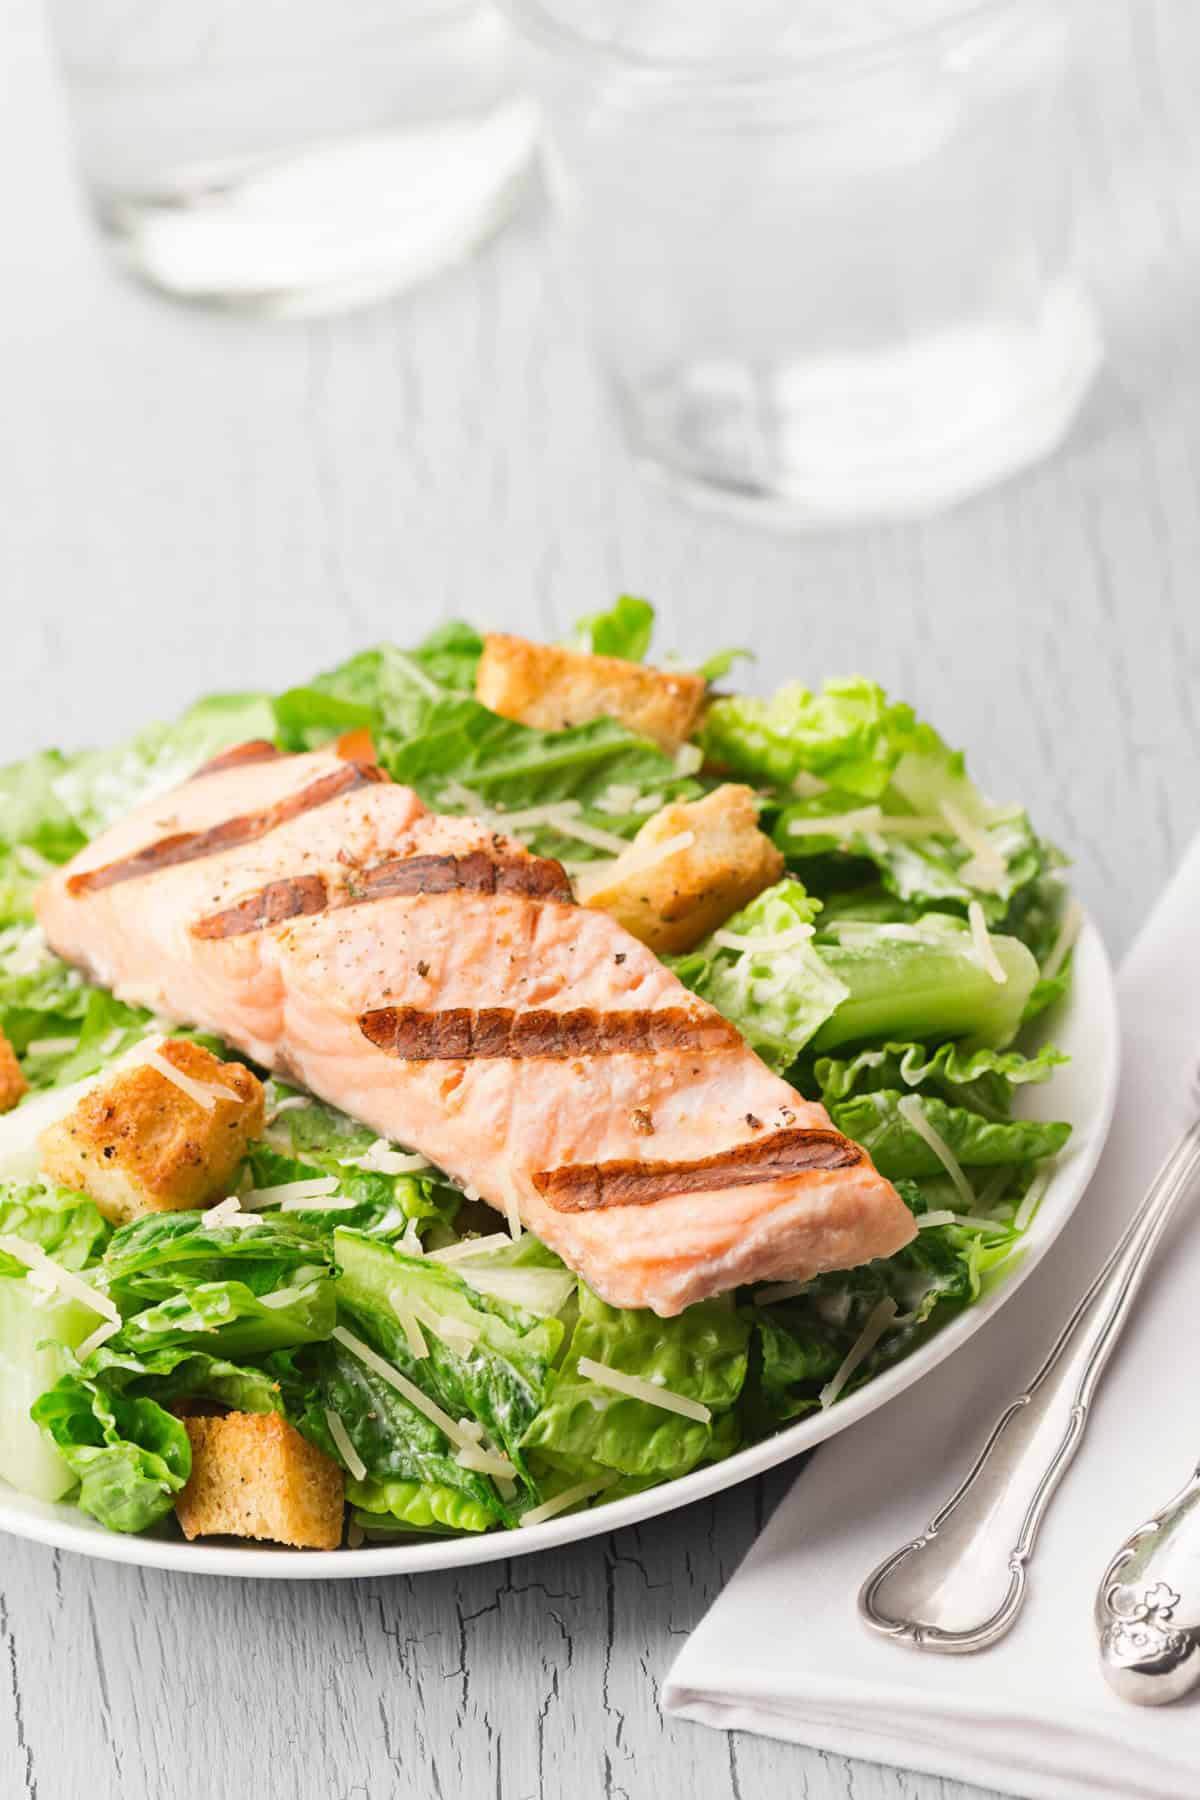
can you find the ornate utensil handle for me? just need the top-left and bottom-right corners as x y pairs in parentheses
(858, 1118), (1200, 1653)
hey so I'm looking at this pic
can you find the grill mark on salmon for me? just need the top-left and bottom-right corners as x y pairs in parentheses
(189, 850), (573, 940)
(193, 740), (283, 779)
(67, 762), (388, 896)
(535, 1129), (865, 1211)
(358, 1004), (739, 1061)
(352, 850), (574, 905)
(191, 874), (330, 939)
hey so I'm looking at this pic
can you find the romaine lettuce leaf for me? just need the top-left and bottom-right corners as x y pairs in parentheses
(117, 1272), (336, 1358)
(266, 1337), (507, 1522)
(0, 1180), (110, 1269)
(827, 1089), (1070, 1178)
(810, 919), (1039, 1051)
(569, 596), (655, 662)
(520, 1287), (749, 1480)
(702, 677), (941, 800)
(333, 1228), (561, 1480)
(348, 1475), (495, 1536)
(813, 1040), (1067, 1120)
(102, 1210), (332, 1296)
(31, 1371), (190, 1532)
(669, 879), (846, 1070)
(0, 1276), (100, 1500)
(247, 1128), (460, 1234)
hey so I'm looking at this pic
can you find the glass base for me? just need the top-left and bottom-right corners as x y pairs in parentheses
(619, 283), (1104, 528)
(89, 103), (540, 317)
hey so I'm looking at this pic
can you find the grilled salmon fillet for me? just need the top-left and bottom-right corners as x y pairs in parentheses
(36, 736), (915, 1315)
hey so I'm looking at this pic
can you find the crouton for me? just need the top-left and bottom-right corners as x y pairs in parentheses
(476, 632), (706, 753)
(583, 784), (784, 955)
(37, 1039), (264, 1225)
(175, 1412), (344, 1550)
(0, 1028), (26, 1114)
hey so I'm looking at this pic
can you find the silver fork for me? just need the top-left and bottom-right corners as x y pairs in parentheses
(858, 1071), (1200, 1656)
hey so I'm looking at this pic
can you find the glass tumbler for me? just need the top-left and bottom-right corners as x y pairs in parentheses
(507, 1), (1103, 524)
(47, 1), (540, 316)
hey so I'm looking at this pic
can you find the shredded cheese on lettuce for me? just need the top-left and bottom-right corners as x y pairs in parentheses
(576, 1355), (712, 1423)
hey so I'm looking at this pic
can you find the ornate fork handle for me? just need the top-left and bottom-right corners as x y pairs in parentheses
(858, 1119), (1200, 1653)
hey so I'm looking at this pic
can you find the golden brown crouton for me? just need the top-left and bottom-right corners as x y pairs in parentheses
(175, 1412), (344, 1550)
(583, 784), (784, 955)
(476, 632), (706, 753)
(0, 1027), (27, 1114)
(37, 1039), (264, 1225)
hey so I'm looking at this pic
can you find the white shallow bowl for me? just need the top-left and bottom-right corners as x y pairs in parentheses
(0, 922), (1118, 1580)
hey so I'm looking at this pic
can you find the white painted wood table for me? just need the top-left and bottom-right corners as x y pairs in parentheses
(2, 3), (1198, 1795)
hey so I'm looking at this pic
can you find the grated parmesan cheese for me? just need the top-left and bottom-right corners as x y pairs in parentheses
(388, 1292), (429, 1360)
(259, 1282), (317, 1310)
(0, 1235), (120, 1324)
(672, 744), (703, 777)
(244, 1176), (339, 1208)
(896, 1094), (975, 1210)
(324, 1408), (368, 1481)
(202, 1196), (265, 1229)
(264, 1095), (311, 1125)
(344, 1139), (431, 1176)
(25, 1036), (78, 1058)
(1041, 898), (1083, 982)
(405, 1296), (481, 1350)
(142, 1046), (242, 1111)
(752, 1279), (811, 1305)
(455, 1444), (516, 1479)
(426, 1234), (514, 1264)
(819, 1297), (898, 1409)
(518, 1472), (618, 1529)
(331, 1326), (479, 1450)
(967, 900), (1008, 984)
(712, 924), (815, 955)
(452, 1266), (576, 1317)
(940, 801), (1007, 893)
(398, 1221), (425, 1257)
(13, 845), (56, 878)
(76, 1318), (122, 1360)
(578, 829), (696, 904)
(1014, 1165), (1054, 1234)
(915, 1210), (957, 1231)
(576, 1355), (712, 1423)
(279, 1195), (358, 1214)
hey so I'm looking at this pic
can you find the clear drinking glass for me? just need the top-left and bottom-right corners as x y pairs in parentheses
(47, 1), (540, 315)
(508, 1), (1103, 524)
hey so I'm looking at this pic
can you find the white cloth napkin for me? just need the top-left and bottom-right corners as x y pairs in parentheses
(664, 838), (1200, 1800)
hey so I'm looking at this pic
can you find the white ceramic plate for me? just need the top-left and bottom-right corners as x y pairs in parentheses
(0, 922), (1118, 1579)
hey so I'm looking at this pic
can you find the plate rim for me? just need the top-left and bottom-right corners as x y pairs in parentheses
(0, 919), (1119, 1580)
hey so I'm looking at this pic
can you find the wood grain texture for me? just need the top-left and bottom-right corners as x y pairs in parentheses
(2, 0), (1198, 1795)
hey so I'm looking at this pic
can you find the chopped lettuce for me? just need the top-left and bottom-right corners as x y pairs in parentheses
(0, 1276), (100, 1501)
(334, 1228), (561, 1482)
(31, 1367), (191, 1532)
(813, 1040), (1067, 1119)
(810, 918), (1039, 1051)
(267, 1337), (507, 1524)
(702, 677), (941, 800)
(826, 1090), (1070, 1180)
(0, 1181), (110, 1269)
(521, 1288), (749, 1480)
(569, 595), (656, 662)
(348, 1475), (495, 1536)
(670, 879), (846, 1070)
